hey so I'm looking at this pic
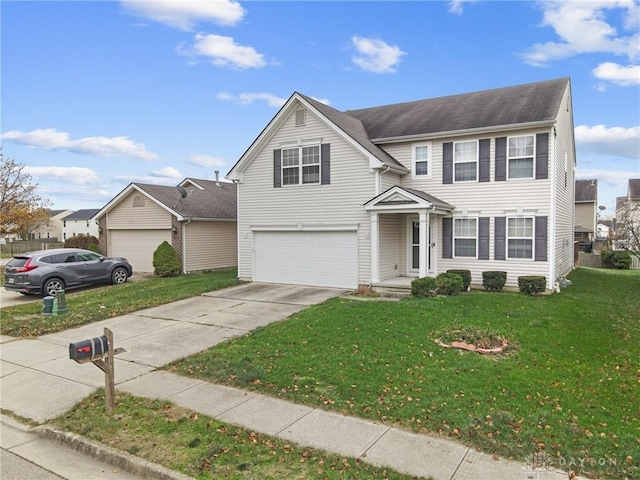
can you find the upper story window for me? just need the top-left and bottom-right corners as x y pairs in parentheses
(454, 218), (477, 257)
(507, 217), (533, 259)
(508, 135), (534, 179)
(282, 145), (320, 185)
(454, 141), (477, 182)
(412, 143), (431, 177)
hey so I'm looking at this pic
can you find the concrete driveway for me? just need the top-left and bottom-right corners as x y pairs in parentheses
(0, 283), (346, 423)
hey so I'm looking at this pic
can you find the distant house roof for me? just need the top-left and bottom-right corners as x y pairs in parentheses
(47, 209), (68, 217)
(136, 180), (237, 220)
(599, 219), (613, 228)
(63, 209), (101, 221)
(629, 179), (640, 199)
(575, 179), (597, 202)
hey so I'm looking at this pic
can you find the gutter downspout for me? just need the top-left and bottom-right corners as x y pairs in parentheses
(182, 219), (191, 274)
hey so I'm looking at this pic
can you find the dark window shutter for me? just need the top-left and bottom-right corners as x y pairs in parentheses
(535, 216), (548, 261)
(479, 139), (490, 182)
(273, 149), (281, 188)
(443, 217), (453, 258)
(536, 133), (549, 180)
(478, 217), (490, 260)
(443, 142), (453, 184)
(494, 217), (506, 260)
(495, 137), (506, 181)
(321, 143), (330, 185)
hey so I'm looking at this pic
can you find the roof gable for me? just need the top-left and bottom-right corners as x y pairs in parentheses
(575, 179), (597, 202)
(365, 186), (454, 214)
(629, 178), (640, 199)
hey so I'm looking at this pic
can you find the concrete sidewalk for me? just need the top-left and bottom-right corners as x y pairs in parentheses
(1, 283), (577, 480)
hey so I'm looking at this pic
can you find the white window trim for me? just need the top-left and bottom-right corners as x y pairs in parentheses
(412, 142), (432, 179)
(453, 140), (478, 183)
(281, 145), (321, 186)
(453, 217), (478, 259)
(507, 134), (535, 180)
(506, 216), (535, 260)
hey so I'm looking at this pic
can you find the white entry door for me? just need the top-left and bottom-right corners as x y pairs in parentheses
(408, 219), (434, 276)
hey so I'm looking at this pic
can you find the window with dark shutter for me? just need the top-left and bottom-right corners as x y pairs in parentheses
(443, 142), (453, 184)
(478, 217), (490, 259)
(535, 133), (549, 180)
(495, 137), (506, 181)
(479, 139), (490, 182)
(443, 217), (453, 258)
(494, 217), (506, 260)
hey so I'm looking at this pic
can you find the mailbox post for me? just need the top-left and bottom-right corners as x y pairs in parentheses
(69, 328), (124, 415)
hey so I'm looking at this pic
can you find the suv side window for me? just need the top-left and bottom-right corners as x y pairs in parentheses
(77, 252), (101, 261)
(39, 255), (56, 264)
(53, 253), (77, 263)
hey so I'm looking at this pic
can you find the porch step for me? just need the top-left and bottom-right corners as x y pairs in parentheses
(373, 285), (412, 299)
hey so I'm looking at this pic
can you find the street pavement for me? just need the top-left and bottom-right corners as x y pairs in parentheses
(1, 282), (581, 480)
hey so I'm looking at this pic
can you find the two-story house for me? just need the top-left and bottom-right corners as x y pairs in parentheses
(574, 179), (597, 251)
(31, 209), (73, 241)
(227, 78), (576, 291)
(61, 209), (101, 240)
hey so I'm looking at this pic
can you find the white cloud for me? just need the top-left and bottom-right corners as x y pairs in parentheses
(448, 0), (478, 15)
(215, 92), (287, 108)
(179, 34), (266, 70)
(522, 1), (640, 67)
(351, 36), (406, 74)
(575, 125), (640, 159)
(189, 154), (227, 168)
(23, 166), (102, 185)
(121, 0), (245, 30)
(1, 128), (159, 160)
(592, 62), (640, 86)
(151, 166), (182, 179)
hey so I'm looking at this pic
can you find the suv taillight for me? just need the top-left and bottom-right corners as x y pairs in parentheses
(14, 258), (38, 273)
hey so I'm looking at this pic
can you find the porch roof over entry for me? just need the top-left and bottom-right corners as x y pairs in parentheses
(364, 186), (454, 214)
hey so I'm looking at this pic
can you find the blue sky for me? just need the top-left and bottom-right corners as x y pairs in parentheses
(2, 0), (639, 216)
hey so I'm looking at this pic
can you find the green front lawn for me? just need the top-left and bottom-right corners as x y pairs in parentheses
(168, 268), (639, 479)
(0, 269), (240, 337)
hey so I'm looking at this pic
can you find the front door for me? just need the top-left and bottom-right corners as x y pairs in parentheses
(408, 218), (433, 276)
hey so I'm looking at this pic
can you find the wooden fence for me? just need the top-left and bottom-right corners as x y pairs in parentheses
(578, 251), (640, 270)
(0, 241), (64, 256)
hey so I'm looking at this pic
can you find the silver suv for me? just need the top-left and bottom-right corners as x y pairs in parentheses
(3, 248), (133, 296)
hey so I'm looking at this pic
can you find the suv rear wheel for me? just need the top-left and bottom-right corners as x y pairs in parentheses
(43, 278), (65, 297)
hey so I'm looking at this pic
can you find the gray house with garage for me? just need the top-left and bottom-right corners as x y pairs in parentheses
(227, 78), (576, 291)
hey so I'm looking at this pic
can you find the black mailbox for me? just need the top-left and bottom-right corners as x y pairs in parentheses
(69, 335), (109, 364)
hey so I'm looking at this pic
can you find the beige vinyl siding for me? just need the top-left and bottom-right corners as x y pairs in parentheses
(380, 170), (402, 192)
(107, 191), (171, 229)
(552, 84), (576, 281)
(378, 214), (402, 280)
(575, 203), (595, 232)
(237, 100), (376, 284)
(184, 221), (237, 273)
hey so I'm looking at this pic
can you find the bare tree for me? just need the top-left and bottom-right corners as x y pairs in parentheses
(615, 197), (640, 260)
(0, 151), (52, 237)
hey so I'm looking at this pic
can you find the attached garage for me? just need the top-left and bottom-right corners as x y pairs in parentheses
(109, 229), (171, 273)
(253, 230), (358, 288)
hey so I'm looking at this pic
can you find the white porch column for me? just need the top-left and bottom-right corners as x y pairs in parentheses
(370, 211), (380, 283)
(419, 209), (429, 278)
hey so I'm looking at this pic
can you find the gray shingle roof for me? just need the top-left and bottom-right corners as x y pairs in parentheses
(344, 77), (570, 139)
(63, 209), (101, 220)
(629, 179), (640, 199)
(575, 179), (597, 202)
(401, 187), (454, 209)
(136, 179), (236, 220)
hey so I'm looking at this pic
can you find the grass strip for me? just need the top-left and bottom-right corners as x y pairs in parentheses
(52, 390), (421, 480)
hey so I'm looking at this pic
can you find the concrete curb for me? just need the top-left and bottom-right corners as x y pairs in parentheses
(34, 425), (194, 480)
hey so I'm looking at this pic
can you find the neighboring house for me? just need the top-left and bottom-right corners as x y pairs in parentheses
(94, 177), (237, 273)
(61, 209), (101, 240)
(227, 77), (576, 290)
(574, 179), (597, 250)
(596, 220), (611, 240)
(615, 179), (640, 250)
(31, 209), (73, 241)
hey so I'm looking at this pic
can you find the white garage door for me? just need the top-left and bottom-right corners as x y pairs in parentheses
(109, 229), (172, 273)
(254, 231), (358, 288)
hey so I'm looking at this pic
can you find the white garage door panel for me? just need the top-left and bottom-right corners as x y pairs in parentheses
(110, 230), (171, 273)
(254, 231), (357, 288)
